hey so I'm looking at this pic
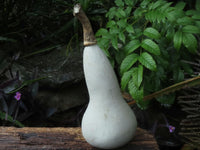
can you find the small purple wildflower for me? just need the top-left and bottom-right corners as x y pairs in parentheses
(14, 92), (21, 101)
(168, 125), (175, 133)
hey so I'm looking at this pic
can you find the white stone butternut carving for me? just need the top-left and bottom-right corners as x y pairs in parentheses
(73, 4), (137, 149)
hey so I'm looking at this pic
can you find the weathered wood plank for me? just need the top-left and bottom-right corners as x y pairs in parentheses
(0, 127), (158, 150)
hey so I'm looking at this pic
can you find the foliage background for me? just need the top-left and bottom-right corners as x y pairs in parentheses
(96, 0), (200, 109)
(0, 0), (200, 126)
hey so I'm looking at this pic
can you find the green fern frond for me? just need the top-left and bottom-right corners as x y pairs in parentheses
(145, 1), (173, 23)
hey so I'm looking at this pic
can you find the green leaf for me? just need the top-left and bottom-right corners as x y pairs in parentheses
(125, 0), (134, 6)
(143, 27), (161, 39)
(166, 28), (175, 41)
(97, 38), (110, 55)
(115, 50), (126, 64)
(115, 0), (124, 7)
(116, 8), (126, 18)
(182, 33), (197, 53)
(95, 28), (108, 36)
(134, 28), (143, 38)
(167, 10), (184, 22)
(149, 0), (164, 10)
(182, 25), (200, 34)
(196, 21), (200, 28)
(192, 13), (200, 20)
(159, 2), (173, 12)
(132, 65), (143, 88)
(125, 6), (132, 15)
(111, 36), (118, 50)
(110, 26), (119, 34)
(126, 24), (134, 33)
(175, 2), (186, 10)
(173, 30), (182, 51)
(121, 69), (134, 91)
(128, 79), (137, 99)
(117, 19), (127, 28)
(134, 7), (145, 18)
(128, 79), (144, 102)
(138, 65), (143, 85)
(119, 32), (125, 43)
(106, 7), (116, 19)
(141, 0), (151, 8)
(186, 10), (197, 16)
(124, 40), (140, 54)
(120, 53), (139, 74)
(136, 97), (150, 109)
(139, 52), (157, 71)
(196, 0), (200, 10)
(181, 62), (193, 74)
(145, 9), (167, 23)
(177, 17), (194, 25)
(173, 68), (184, 82)
(156, 56), (169, 68)
(156, 94), (175, 106)
(141, 39), (160, 55)
(148, 0), (162, 10)
(106, 21), (116, 28)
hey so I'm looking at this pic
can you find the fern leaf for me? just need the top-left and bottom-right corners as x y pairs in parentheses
(149, 0), (166, 10)
(159, 2), (173, 12)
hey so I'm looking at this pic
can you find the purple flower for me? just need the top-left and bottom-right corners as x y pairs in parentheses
(14, 92), (21, 101)
(168, 125), (175, 133)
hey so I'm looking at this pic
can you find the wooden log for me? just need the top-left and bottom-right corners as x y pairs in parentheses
(0, 127), (158, 150)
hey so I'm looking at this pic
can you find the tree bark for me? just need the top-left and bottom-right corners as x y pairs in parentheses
(0, 127), (158, 150)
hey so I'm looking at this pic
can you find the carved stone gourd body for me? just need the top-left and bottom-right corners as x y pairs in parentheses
(82, 45), (137, 149)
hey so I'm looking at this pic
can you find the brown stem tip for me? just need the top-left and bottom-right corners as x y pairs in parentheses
(73, 4), (97, 46)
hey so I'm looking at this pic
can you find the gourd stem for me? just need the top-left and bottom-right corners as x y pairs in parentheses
(73, 4), (97, 46)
